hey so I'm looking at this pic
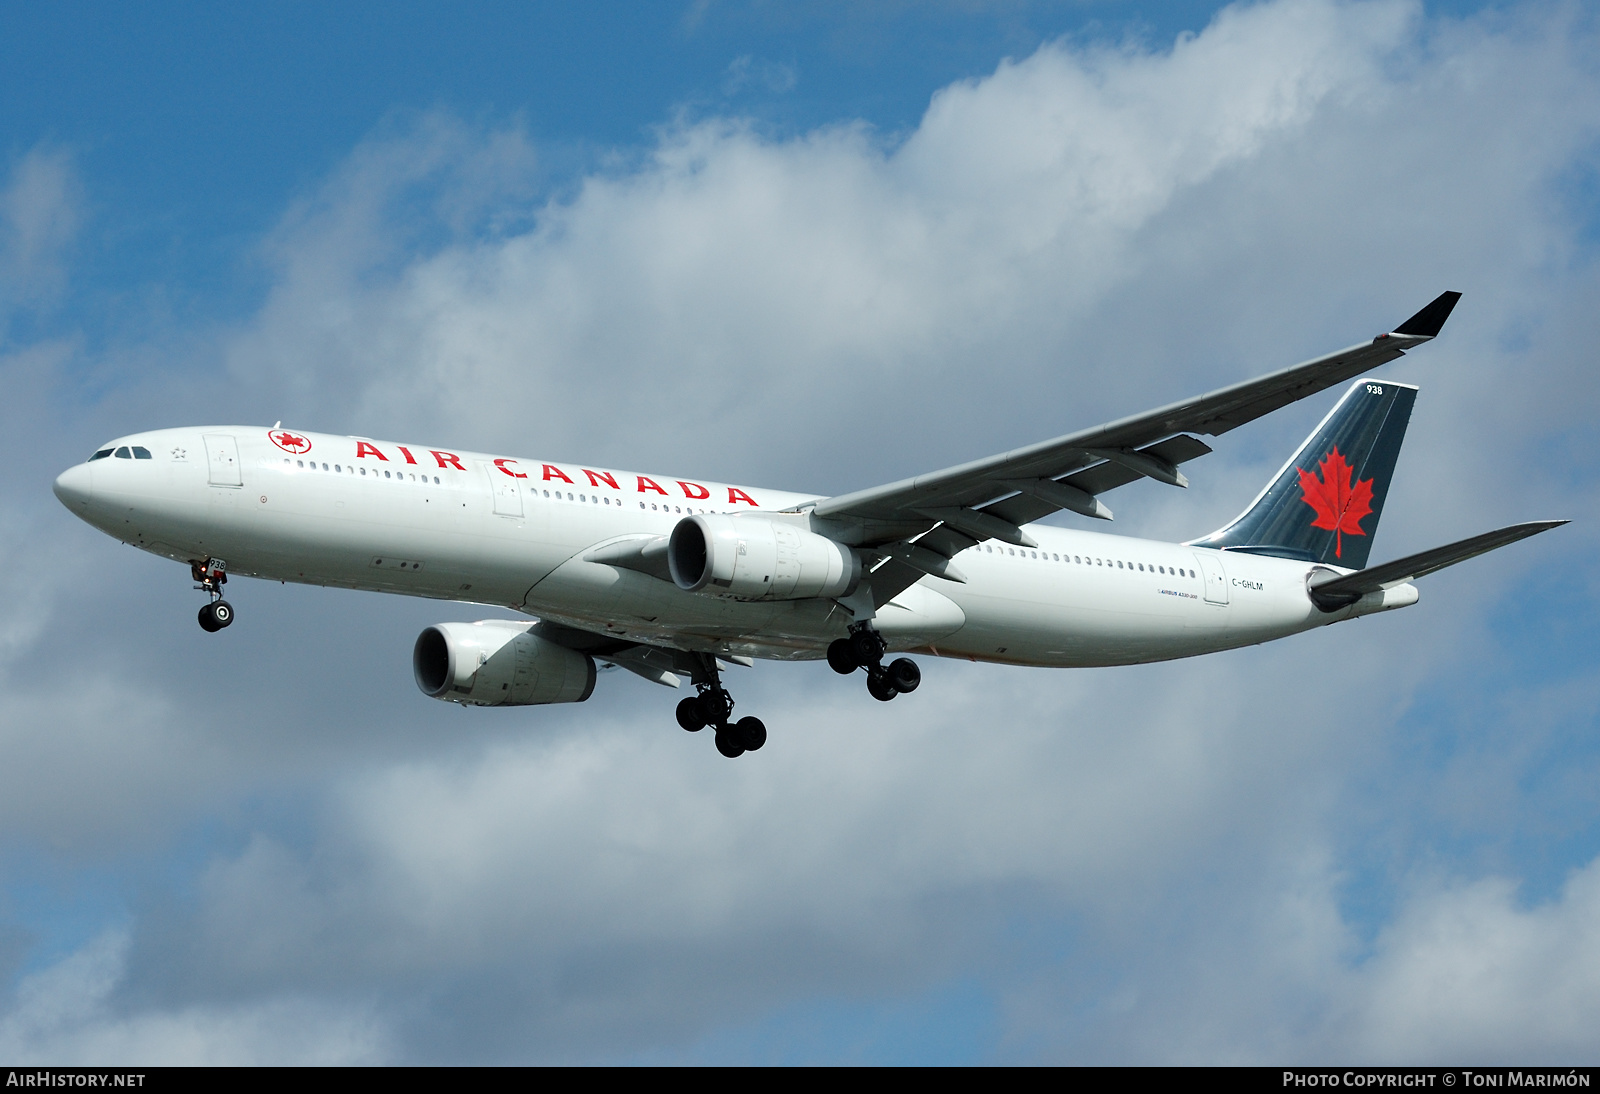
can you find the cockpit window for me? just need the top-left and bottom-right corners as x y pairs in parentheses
(114, 447), (132, 459)
(131, 446), (152, 459)
(88, 448), (114, 461)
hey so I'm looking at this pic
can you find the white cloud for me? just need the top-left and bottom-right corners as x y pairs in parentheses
(0, 147), (80, 324)
(1338, 858), (1600, 1062)
(0, 932), (389, 1065)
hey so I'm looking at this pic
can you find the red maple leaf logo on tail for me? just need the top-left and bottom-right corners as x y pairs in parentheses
(1297, 446), (1374, 559)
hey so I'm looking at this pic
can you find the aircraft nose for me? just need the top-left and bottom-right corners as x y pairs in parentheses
(53, 462), (94, 509)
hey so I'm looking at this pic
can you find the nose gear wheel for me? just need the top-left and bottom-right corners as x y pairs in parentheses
(191, 558), (235, 631)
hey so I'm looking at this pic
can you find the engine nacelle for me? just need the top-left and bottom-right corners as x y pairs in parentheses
(668, 514), (860, 600)
(413, 620), (596, 707)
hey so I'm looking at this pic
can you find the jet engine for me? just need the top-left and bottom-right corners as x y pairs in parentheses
(668, 514), (860, 600)
(413, 620), (596, 706)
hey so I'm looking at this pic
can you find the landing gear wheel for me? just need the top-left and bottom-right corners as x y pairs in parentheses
(210, 600), (234, 629)
(734, 716), (767, 751)
(866, 670), (898, 702)
(714, 728), (746, 758)
(886, 657), (920, 693)
(849, 628), (886, 667)
(696, 688), (733, 725)
(197, 603), (221, 632)
(827, 638), (858, 675)
(676, 696), (706, 732)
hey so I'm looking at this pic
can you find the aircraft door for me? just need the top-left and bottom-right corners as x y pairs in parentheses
(203, 434), (242, 486)
(1193, 551), (1229, 605)
(486, 463), (524, 517)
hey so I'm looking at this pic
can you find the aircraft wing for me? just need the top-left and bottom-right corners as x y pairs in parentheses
(812, 292), (1458, 535)
(531, 618), (751, 688)
(804, 293), (1461, 601)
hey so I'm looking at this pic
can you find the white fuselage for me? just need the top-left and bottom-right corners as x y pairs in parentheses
(53, 426), (1418, 667)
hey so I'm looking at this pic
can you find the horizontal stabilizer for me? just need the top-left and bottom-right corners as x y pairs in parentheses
(1307, 520), (1567, 611)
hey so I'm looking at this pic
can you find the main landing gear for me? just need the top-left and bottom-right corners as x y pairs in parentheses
(191, 558), (235, 633)
(673, 653), (767, 759)
(828, 623), (920, 701)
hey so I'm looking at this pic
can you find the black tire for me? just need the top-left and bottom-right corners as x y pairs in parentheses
(850, 629), (885, 667)
(211, 600), (234, 628)
(886, 657), (920, 693)
(197, 603), (220, 632)
(826, 638), (857, 675)
(714, 730), (745, 758)
(676, 696), (706, 732)
(735, 716), (767, 751)
(696, 689), (732, 725)
(866, 671), (898, 702)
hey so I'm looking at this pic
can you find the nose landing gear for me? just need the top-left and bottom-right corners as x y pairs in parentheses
(828, 623), (920, 702)
(674, 653), (767, 758)
(191, 559), (235, 632)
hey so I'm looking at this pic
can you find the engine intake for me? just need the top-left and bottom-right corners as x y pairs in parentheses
(668, 514), (859, 601)
(413, 620), (596, 706)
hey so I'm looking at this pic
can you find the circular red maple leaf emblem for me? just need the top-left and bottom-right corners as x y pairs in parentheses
(269, 429), (312, 455)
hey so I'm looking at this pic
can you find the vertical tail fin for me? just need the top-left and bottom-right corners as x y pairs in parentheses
(1190, 379), (1417, 569)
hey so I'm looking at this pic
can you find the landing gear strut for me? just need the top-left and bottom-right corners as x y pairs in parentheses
(191, 558), (235, 633)
(828, 622), (920, 702)
(674, 653), (766, 758)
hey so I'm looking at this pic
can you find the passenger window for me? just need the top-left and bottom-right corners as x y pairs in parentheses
(434, 476), (440, 484)
(114, 447), (132, 459)
(297, 460), (304, 467)
(334, 464), (341, 472)
(360, 467), (367, 476)
(132, 446), (152, 459)
(384, 470), (391, 479)
(89, 448), (113, 461)
(323, 463), (329, 471)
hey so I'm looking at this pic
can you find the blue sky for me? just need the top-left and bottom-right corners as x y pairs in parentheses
(0, 1), (1492, 316)
(1, 0), (1597, 1064)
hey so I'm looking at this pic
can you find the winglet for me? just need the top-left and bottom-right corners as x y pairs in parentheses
(1392, 291), (1462, 338)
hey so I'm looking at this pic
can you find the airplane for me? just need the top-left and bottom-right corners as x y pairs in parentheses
(52, 291), (1565, 759)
